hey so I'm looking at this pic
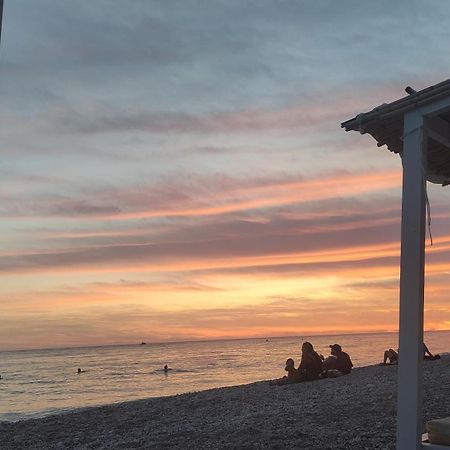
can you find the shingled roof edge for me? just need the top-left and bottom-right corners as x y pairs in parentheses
(341, 78), (450, 132)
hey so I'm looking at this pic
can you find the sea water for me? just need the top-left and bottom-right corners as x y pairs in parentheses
(1, 330), (450, 421)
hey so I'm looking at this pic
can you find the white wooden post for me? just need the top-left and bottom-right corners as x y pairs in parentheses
(396, 110), (427, 450)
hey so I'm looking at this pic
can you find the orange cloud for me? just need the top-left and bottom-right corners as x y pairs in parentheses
(0, 168), (401, 221)
(105, 169), (401, 221)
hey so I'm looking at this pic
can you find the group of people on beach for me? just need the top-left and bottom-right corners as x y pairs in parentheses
(271, 341), (441, 385)
(270, 341), (353, 386)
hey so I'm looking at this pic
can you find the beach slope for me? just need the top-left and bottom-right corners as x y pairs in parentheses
(1, 356), (450, 449)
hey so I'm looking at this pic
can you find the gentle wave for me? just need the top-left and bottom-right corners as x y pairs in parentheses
(150, 368), (197, 374)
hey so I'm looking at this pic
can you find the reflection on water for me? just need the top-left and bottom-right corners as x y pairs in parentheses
(1, 330), (449, 421)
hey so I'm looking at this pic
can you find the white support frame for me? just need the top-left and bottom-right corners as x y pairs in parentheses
(397, 110), (427, 450)
(396, 95), (450, 450)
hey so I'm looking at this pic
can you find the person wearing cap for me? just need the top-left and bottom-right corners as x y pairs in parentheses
(323, 344), (353, 375)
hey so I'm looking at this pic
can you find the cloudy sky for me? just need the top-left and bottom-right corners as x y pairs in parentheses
(2, 0), (450, 350)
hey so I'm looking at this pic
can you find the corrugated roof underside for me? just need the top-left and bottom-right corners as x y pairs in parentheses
(341, 79), (450, 183)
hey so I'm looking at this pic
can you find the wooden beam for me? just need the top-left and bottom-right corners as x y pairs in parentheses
(341, 80), (450, 132)
(417, 96), (450, 117)
(396, 110), (426, 450)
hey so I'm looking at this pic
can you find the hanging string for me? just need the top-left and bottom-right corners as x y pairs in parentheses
(418, 124), (433, 247)
(403, 125), (433, 246)
(418, 125), (433, 247)
(424, 179), (433, 246)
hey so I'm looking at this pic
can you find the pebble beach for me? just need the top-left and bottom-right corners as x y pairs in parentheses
(1, 356), (450, 450)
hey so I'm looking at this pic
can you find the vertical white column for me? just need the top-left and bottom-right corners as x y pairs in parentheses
(396, 110), (427, 450)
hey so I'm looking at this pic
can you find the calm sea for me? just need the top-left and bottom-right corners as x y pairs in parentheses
(1, 331), (450, 422)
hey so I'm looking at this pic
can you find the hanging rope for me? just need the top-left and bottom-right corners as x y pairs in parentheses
(424, 179), (433, 246)
(402, 125), (433, 246)
(419, 125), (434, 247)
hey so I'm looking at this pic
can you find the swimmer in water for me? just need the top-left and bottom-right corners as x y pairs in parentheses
(77, 368), (82, 374)
(163, 365), (172, 373)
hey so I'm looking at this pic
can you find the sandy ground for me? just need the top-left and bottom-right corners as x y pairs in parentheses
(1, 356), (450, 450)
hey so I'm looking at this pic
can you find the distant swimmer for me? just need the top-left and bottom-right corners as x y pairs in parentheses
(77, 368), (83, 374)
(163, 365), (172, 373)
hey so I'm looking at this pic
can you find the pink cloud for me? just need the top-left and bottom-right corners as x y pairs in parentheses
(0, 168), (402, 221)
(58, 84), (404, 136)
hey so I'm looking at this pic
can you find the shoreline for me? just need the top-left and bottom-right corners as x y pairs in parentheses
(1, 360), (396, 424)
(1, 358), (450, 449)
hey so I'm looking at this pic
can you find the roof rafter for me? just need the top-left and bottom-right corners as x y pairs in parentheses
(341, 79), (450, 185)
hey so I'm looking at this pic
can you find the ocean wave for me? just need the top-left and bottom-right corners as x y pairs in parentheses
(27, 380), (59, 385)
(150, 368), (196, 374)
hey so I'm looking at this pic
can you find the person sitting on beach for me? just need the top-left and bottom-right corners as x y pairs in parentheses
(380, 348), (398, 365)
(298, 341), (323, 382)
(269, 358), (300, 386)
(322, 344), (353, 375)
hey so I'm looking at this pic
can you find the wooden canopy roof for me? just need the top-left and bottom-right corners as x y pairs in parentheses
(341, 78), (450, 185)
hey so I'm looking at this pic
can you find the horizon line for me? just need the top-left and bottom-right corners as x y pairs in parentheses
(2, 328), (450, 353)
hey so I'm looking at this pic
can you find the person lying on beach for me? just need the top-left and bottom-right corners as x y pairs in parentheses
(321, 344), (353, 376)
(269, 358), (300, 386)
(423, 343), (441, 360)
(380, 343), (440, 365)
(298, 341), (323, 382)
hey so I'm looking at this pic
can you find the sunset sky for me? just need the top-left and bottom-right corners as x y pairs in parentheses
(2, 1), (450, 350)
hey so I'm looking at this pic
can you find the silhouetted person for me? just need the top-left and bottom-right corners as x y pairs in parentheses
(269, 358), (300, 386)
(380, 343), (439, 365)
(380, 348), (398, 365)
(423, 343), (440, 360)
(163, 365), (171, 373)
(298, 341), (323, 381)
(77, 368), (82, 374)
(322, 344), (353, 375)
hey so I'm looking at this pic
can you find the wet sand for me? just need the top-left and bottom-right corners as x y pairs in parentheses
(1, 356), (450, 449)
